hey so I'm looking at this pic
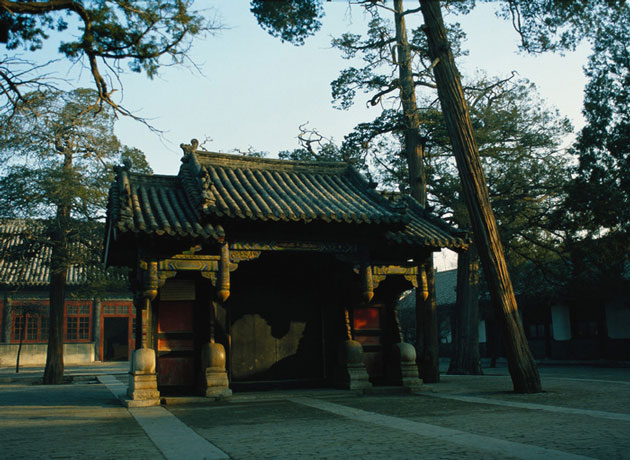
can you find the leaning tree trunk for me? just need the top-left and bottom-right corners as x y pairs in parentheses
(448, 244), (483, 375)
(393, 0), (440, 382)
(419, 0), (541, 393)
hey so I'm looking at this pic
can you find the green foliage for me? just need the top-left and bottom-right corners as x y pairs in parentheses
(566, 6), (630, 238)
(0, 88), (150, 220)
(561, 6), (630, 298)
(0, 88), (151, 296)
(487, 0), (627, 53)
(296, 75), (573, 292)
(250, 0), (324, 46)
(431, 77), (572, 286)
(1, 1), (218, 117)
(330, 6), (466, 112)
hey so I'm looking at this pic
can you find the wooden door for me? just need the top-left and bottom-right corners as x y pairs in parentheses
(230, 297), (324, 385)
(157, 300), (196, 393)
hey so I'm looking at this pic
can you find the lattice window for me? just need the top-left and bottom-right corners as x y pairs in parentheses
(66, 304), (91, 342)
(13, 315), (24, 342)
(12, 314), (49, 343)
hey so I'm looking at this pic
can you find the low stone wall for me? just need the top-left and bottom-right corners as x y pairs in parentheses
(0, 343), (95, 366)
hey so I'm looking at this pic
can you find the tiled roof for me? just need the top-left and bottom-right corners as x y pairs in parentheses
(0, 219), (118, 287)
(385, 195), (470, 250)
(106, 147), (469, 252)
(179, 150), (407, 225)
(108, 171), (225, 241)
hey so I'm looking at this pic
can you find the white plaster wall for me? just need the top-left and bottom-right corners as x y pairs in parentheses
(0, 343), (95, 366)
(606, 299), (630, 339)
(478, 320), (487, 343)
(551, 304), (571, 341)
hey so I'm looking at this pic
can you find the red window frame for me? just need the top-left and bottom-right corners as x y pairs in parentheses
(11, 302), (49, 343)
(65, 302), (92, 342)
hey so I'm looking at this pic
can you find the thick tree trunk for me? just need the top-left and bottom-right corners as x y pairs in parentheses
(448, 245), (483, 375)
(419, 0), (541, 393)
(393, 0), (440, 382)
(43, 260), (67, 384)
(419, 261), (440, 382)
(43, 154), (72, 385)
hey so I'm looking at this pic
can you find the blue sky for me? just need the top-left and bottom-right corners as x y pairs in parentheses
(9, 1), (591, 270)
(108, 1), (590, 176)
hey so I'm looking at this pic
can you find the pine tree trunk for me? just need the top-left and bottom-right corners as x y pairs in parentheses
(43, 153), (72, 385)
(419, 261), (440, 382)
(43, 260), (66, 384)
(448, 245), (483, 375)
(393, 0), (440, 381)
(419, 0), (541, 393)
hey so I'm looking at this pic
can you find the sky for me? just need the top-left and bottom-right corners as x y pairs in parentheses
(108, 1), (591, 177)
(9, 1), (593, 270)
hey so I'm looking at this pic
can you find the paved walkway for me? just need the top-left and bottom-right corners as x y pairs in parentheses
(1, 364), (629, 459)
(0, 361), (128, 383)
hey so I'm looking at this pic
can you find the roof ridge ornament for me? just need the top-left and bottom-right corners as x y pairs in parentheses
(180, 138), (199, 156)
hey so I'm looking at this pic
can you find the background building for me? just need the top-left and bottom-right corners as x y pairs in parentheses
(0, 219), (134, 366)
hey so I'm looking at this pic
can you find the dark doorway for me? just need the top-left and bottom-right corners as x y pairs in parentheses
(103, 317), (129, 361)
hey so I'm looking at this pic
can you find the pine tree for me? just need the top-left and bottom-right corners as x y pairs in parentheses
(0, 88), (151, 384)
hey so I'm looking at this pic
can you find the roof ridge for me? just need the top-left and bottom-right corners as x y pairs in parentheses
(190, 150), (349, 173)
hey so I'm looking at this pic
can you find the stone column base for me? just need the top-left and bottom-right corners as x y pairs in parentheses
(205, 366), (232, 398)
(388, 342), (422, 391)
(127, 373), (160, 406)
(202, 342), (232, 399)
(126, 348), (160, 406)
(335, 340), (372, 392)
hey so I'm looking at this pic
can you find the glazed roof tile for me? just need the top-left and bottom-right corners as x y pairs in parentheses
(106, 148), (469, 251)
(108, 172), (225, 241)
(179, 151), (406, 225)
(384, 195), (470, 250)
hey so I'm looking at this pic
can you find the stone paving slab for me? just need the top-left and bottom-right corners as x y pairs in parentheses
(0, 382), (163, 460)
(425, 370), (630, 414)
(0, 361), (129, 384)
(292, 396), (595, 460)
(169, 399), (512, 460)
(1, 366), (629, 460)
(329, 392), (629, 460)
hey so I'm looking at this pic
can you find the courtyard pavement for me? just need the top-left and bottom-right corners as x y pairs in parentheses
(1, 361), (629, 460)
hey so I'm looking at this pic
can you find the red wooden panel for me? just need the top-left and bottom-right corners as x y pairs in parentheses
(158, 301), (193, 333)
(354, 307), (380, 330)
(157, 338), (193, 351)
(158, 356), (194, 386)
(355, 335), (380, 346)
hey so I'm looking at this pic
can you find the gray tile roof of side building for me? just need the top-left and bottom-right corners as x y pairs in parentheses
(397, 268), (459, 311)
(0, 219), (121, 288)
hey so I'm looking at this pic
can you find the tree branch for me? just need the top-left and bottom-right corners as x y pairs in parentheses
(368, 80), (400, 106)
